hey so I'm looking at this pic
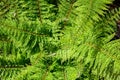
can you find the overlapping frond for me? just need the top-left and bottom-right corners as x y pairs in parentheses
(0, 0), (120, 80)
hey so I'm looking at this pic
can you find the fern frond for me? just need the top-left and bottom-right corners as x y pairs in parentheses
(1, 0), (120, 80)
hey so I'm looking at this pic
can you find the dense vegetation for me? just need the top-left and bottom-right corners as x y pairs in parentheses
(0, 0), (120, 80)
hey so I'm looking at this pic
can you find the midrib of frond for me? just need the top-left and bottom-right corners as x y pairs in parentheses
(2, 24), (49, 37)
(37, 0), (42, 23)
(86, 42), (120, 63)
(62, 1), (74, 30)
(65, 0), (77, 20)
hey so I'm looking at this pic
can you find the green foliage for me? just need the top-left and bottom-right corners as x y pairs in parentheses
(0, 0), (120, 80)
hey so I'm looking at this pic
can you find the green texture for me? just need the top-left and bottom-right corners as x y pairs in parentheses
(0, 0), (120, 80)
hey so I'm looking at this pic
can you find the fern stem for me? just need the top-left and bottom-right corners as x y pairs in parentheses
(62, 1), (74, 30)
(2, 24), (49, 37)
(37, 0), (42, 23)
(86, 42), (120, 63)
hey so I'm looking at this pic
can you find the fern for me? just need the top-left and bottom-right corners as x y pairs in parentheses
(0, 0), (120, 80)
